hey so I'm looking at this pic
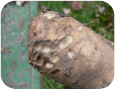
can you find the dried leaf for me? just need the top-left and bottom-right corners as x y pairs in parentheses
(98, 5), (105, 13)
(63, 8), (71, 16)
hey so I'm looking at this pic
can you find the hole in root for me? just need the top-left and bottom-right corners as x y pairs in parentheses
(51, 69), (60, 75)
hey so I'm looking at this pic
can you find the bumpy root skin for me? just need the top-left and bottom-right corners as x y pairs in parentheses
(27, 11), (114, 89)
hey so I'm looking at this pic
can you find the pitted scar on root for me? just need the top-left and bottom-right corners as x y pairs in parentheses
(30, 34), (73, 69)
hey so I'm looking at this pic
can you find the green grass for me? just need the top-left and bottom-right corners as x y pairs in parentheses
(38, 1), (114, 89)
(39, 1), (114, 41)
(42, 75), (65, 89)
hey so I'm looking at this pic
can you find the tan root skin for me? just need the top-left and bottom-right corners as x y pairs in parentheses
(27, 11), (114, 89)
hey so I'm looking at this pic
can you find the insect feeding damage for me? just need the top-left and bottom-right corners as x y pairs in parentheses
(58, 35), (73, 50)
(43, 13), (56, 19)
(45, 63), (54, 69)
(29, 34), (73, 72)
(27, 11), (114, 89)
